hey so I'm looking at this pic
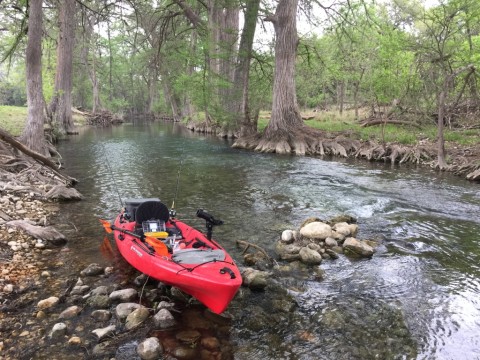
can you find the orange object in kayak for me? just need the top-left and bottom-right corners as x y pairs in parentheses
(106, 199), (241, 314)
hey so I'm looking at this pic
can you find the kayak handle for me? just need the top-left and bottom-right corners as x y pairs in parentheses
(220, 267), (236, 279)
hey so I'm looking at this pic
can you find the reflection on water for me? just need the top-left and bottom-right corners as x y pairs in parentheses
(54, 122), (480, 359)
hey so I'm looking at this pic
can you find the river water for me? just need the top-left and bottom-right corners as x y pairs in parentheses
(54, 121), (480, 359)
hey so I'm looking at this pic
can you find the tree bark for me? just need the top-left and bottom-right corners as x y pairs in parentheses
(437, 87), (447, 169)
(20, 0), (47, 155)
(49, 0), (76, 135)
(263, 0), (303, 139)
(436, 64), (475, 169)
(230, 0), (260, 136)
(80, 11), (102, 114)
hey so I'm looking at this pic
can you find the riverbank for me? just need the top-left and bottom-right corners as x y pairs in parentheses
(186, 109), (480, 181)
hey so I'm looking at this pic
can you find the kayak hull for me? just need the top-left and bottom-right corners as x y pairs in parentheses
(113, 213), (241, 314)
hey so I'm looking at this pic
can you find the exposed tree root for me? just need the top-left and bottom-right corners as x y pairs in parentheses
(232, 127), (480, 181)
(0, 133), (80, 197)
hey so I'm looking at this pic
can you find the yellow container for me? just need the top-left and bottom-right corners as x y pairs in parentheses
(144, 231), (168, 238)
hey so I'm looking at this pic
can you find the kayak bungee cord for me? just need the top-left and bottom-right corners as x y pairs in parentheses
(173, 259), (238, 276)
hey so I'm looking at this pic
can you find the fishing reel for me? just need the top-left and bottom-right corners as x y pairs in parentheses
(197, 209), (223, 240)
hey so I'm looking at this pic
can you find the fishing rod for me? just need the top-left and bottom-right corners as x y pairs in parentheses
(170, 140), (186, 217)
(99, 142), (124, 208)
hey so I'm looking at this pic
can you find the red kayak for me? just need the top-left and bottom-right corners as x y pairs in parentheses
(103, 198), (242, 314)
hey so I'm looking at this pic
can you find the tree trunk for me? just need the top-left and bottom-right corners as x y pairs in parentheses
(162, 78), (181, 121)
(184, 28), (198, 119)
(233, 0), (326, 155)
(20, 0), (47, 155)
(80, 11), (102, 114)
(90, 48), (102, 113)
(437, 88), (447, 169)
(49, 0), (76, 135)
(107, 21), (114, 103)
(263, 0), (303, 139)
(230, 0), (260, 136)
(436, 65), (475, 169)
(338, 80), (345, 115)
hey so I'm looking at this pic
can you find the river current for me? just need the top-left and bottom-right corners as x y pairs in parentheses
(54, 121), (480, 359)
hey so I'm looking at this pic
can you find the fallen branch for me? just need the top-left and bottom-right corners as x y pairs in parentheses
(360, 119), (421, 128)
(236, 240), (272, 261)
(0, 127), (76, 186)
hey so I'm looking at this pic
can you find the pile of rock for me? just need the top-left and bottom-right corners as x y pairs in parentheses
(0, 193), (63, 296)
(29, 263), (233, 359)
(276, 215), (379, 266)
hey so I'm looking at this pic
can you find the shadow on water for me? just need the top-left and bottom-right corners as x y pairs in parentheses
(38, 121), (480, 359)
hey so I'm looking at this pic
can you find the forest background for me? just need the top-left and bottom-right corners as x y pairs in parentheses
(0, 0), (479, 179)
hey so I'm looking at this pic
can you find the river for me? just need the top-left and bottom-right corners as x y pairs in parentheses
(54, 121), (480, 359)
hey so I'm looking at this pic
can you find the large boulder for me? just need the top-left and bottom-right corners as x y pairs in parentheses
(300, 222), (332, 240)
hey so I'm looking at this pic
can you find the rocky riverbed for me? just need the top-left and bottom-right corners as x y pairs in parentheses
(0, 186), (386, 359)
(0, 192), (240, 359)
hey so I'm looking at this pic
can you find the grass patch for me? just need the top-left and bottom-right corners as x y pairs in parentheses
(0, 106), (89, 135)
(258, 108), (478, 147)
(0, 105), (27, 136)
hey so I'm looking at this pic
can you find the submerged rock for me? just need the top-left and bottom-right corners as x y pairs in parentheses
(343, 237), (375, 257)
(125, 307), (150, 330)
(109, 288), (138, 302)
(137, 337), (163, 359)
(116, 303), (145, 320)
(58, 305), (82, 319)
(49, 322), (67, 339)
(153, 308), (176, 329)
(80, 263), (104, 276)
(92, 324), (116, 341)
(241, 268), (269, 290)
(37, 296), (59, 310)
(299, 247), (323, 265)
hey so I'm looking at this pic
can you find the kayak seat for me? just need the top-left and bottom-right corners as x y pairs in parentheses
(135, 201), (170, 226)
(124, 198), (161, 221)
(172, 249), (226, 264)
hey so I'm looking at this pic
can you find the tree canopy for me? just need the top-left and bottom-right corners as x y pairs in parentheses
(0, 0), (478, 163)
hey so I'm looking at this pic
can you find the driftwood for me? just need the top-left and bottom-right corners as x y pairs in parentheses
(45, 185), (83, 201)
(86, 110), (123, 126)
(236, 239), (272, 261)
(0, 127), (76, 186)
(6, 220), (67, 246)
(360, 119), (421, 128)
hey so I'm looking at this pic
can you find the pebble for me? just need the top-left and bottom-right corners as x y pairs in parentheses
(153, 308), (176, 329)
(92, 324), (116, 341)
(37, 296), (59, 310)
(49, 323), (67, 339)
(137, 337), (163, 359)
(109, 288), (138, 302)
(59, 305), (82, 319)
(125, 307), (150, 330)
(68, 336), (82, 345)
